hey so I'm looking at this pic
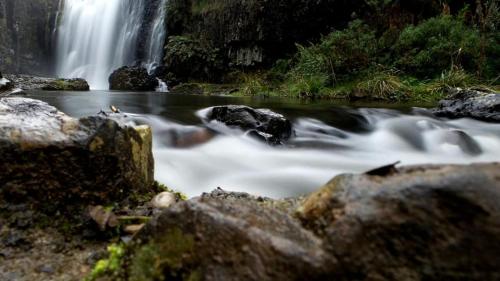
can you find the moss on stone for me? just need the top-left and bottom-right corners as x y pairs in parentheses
(85, 243), (126, 281)
(128, 228), (197, 281)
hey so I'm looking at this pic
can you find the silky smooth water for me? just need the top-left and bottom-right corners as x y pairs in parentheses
(55, 0), (168, 90)
(26, 91), (500, 198)
(144, 0), (169, 73)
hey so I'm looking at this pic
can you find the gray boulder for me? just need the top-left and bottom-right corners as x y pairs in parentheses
(0, 97), (154, 210)
(202, 105), (293, 145)
(299, 163), (500, 280)
(434, 88), (500, 122)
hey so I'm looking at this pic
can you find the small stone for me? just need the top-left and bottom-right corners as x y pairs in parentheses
(151, 192), (177, 209)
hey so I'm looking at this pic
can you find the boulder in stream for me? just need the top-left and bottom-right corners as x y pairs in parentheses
(115, 163), (500, 281)
(434, 88), (500, 122)
(202, 105), (293, 145)
(109, 66), (158, 91)
(41, 78), (90, 91)
(0, 97), (154, 210)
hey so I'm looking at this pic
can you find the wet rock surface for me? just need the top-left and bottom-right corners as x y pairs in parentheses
(434, 88), (500, 122)
(109, 66), (158, 91)
(115, 163), (500, 281)
(298, 163), (500, 280)
(202, 105), (293, 145)
(0, 97), (154, 209)
(0, 0), (59, 75)
(129, 189), (331, 281)
(5, 74), (90, 91)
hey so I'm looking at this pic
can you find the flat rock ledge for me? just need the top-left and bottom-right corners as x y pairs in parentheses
(114, 163), (500, 281)
(0, 97), (154, 210)
(5, 74), (90, 91)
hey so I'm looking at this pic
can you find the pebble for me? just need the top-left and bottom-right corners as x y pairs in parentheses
(151, 192), (176, 209)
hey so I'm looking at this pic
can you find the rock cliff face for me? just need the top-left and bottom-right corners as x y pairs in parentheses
(163, 0), (478, 83)
(0, 0), (59, 75)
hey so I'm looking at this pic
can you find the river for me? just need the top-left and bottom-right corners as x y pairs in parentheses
(25, 90), (500, 198)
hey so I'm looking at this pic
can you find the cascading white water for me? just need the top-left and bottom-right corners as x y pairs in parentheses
(55, 0), (145, 89)
(137, 109), (500, 198)
(144, 0), (168, 73)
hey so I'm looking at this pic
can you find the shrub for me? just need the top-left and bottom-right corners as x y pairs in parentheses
(394, 15), (482, 78)
(287, 73), (329, 98)
(354, 70), (408, 101)
(289, 20), (379, 84)
(240, 74), (270, 96)
(429, 67), (479, 93)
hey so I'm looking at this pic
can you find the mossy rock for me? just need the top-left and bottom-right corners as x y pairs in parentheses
(41, 78), (90, 91)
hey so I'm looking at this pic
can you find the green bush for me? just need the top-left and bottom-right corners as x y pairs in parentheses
(354, 70), (408, 101)
(429, 67), (479, 93)
(290, 20), (378, 84)
(287, 73), (329, 98)
(394, 15), (482, 78)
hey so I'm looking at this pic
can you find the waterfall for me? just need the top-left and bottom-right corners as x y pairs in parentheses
(55, 0), (169, 90)
(144, 0), (168, 74)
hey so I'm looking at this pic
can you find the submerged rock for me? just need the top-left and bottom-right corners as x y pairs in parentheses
(108, 66), (158, 91)
(115, 163), (500, 281)
(434, 88), (500, 122)
(0, 97), (154, 209)
(202, 105), (293, 145)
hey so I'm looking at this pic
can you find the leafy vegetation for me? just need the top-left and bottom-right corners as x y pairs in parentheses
(128, 228), (198, 281)
(394, 15), (482, 78)
(234, 3), (499, 102)
(85, 244), (126, 281)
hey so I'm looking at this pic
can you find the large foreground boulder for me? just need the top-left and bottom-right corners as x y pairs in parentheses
(299, 163), (500, 280)
(434, 88), (500, 122)
(201, 105), (293, 145)
(130, 190), (332, 280)
(0, 98), (154, 210)
(115, 163), (500, 281)
(109, 66), (158, 91)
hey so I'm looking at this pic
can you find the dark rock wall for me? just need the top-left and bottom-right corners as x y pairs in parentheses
(0, 0), (59, 75)
(164, 0), (479, 79)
